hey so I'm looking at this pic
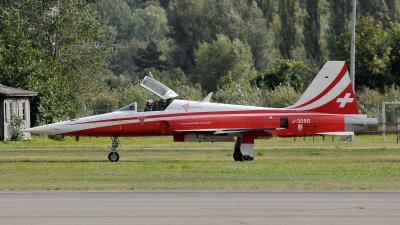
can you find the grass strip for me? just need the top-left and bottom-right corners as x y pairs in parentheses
(1, 147), (399, 190)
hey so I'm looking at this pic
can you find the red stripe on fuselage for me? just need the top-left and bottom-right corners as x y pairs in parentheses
(59, 112), (346, 139)
(59, 108), (299, 128)
(59, 109), (346, 132)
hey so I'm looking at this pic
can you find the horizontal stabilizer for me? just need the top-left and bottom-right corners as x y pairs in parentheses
(317, 132), (354, 136)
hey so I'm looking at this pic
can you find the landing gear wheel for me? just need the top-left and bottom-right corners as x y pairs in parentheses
(108, 152), (120, 162)
(242, 155), (254, 161)
(233, 150), (244, 161)
(232, 136), (254, 161)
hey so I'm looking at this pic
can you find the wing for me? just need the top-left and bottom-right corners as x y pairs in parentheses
(213, 127), (285, 135)
(173, 127), (284, 135)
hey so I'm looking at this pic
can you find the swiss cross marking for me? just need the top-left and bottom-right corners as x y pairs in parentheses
(336, 93), (354, 108)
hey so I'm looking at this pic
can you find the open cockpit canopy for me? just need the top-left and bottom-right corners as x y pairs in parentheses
(140, 76), (179, 100)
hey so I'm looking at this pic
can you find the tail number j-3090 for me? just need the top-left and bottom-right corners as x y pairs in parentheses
(292, 119), (311, 124)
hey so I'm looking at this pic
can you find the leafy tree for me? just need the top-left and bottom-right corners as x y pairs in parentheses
(214, 82), (262, 106)
(1, 1), (115, 124)
(133, 40), (167, 72)
(303, 0), (321, 64)
(167, 0), (218, 73)
(90, 89), (120, 115)
(388, 22), (400, 87)
(262, 84), (301, 107)
(31, 69), (78, 125)
(278, 0), (297, 59)
(159, 0), (171, 9)
(193, 34), (256, 93)
(123, 0), (147, 9)
(109, 43), (137, 77)
(0, 12), (38, 89)
(235, 1), (276, 71)
(214, 81), (301, 108)
(167, 0), (274, 73)
(131, 5), (169, 42)
(257, 0), (275, 24)
(327, 0), (352, 59)
(0, 12), (78, 125)
(356, 87), (382, 117)
(383, 0), (400, 25)
(102, 4), (169, 77)
(335, 15), (392, 92)
(252, 59), (313, 91)
(358, 0), (387, 23)
(96, 0), (133, 41)
(1, 0), (115, 78)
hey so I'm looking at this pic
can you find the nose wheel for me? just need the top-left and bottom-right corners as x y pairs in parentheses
(109, 137), (120, 162)
(108, 152), (120, 162)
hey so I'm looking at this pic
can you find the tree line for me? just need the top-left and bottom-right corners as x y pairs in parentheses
(1, 0), (400, 126)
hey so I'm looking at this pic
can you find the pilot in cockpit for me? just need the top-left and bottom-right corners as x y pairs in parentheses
(145, 100), (153, 111)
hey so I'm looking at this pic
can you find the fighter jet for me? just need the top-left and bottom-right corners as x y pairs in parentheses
(24, 61), (377, 162)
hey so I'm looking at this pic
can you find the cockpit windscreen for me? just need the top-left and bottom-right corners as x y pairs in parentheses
(116, 103), (136, 111)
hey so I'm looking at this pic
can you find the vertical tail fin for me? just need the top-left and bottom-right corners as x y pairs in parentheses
(288, 61), (360, 114)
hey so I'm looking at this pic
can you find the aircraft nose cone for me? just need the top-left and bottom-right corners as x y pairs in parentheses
(23, 125), (56, 135)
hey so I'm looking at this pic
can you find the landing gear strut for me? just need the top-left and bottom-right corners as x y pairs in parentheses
(108, 137), (120, 162)
(233, 136), (254, 162)
(233, 137), (244, 161)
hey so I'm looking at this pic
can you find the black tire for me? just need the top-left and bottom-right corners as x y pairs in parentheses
(233, 152), (238, 161)
(243, 155), (254, 161)
(108, 152), (120, 162)
(233, 150), (244, 162)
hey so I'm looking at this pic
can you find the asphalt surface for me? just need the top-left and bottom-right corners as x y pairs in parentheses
(0, 190), (399, 225)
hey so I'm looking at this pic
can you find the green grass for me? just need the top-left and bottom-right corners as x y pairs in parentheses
(1, 133), (399, 149)
(0, 134), (400, 190)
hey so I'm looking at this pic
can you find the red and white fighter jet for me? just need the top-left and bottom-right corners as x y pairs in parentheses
(25, 61), (377, 162)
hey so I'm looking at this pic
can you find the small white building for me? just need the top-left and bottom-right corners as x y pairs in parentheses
(0, 85), (37, 140)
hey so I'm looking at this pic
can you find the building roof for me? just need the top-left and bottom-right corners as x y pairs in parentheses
(0, 84), (38, 97)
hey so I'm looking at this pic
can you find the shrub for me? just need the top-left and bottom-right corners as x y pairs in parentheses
(11, 115), (24, 141)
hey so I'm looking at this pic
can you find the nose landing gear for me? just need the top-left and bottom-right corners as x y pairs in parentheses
(108, 137), (120, 162)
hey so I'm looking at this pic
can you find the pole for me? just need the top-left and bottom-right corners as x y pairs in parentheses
(350, 0), (356, 91)
(382, 102), (386, 141)
(397, 118), (399, 144)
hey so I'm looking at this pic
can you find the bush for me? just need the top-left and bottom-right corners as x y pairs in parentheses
(11, 115), (24, 141)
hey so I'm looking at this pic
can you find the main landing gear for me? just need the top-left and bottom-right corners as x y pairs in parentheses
(108, 137), (120, 162)
(233, 136), (254, 162)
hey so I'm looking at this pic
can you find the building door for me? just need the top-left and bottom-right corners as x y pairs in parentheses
(4, 100), (13, 140)
(17, 100), (27, 129)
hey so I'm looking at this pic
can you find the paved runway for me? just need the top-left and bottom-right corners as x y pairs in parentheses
(0, 191), (399, 225)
